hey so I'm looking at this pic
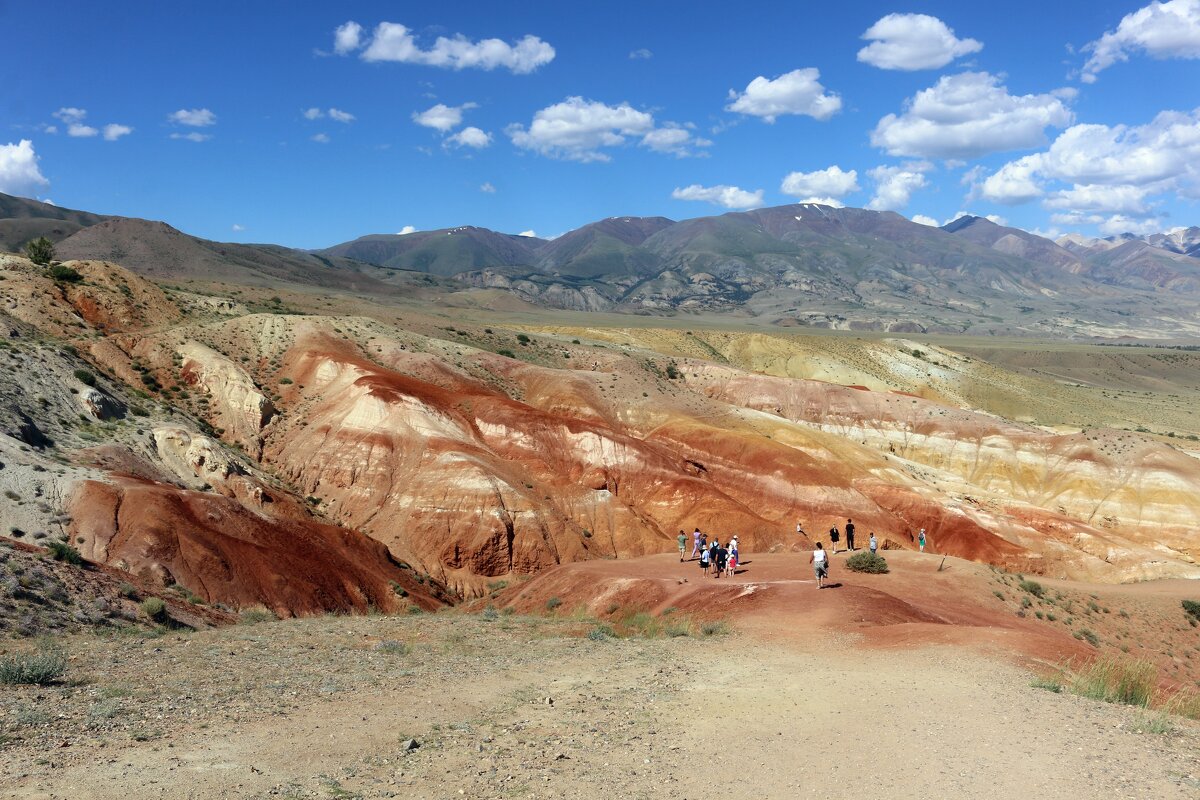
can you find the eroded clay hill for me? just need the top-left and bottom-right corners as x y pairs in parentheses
(2, 252), (1199, 608)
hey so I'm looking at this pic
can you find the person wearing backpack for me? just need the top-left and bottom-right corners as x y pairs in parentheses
(829, 526), (840, 554)
(714, 543), (728, 579)
(845, 519), (855, 551)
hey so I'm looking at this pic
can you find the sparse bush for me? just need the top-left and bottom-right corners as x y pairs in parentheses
(1018, 579), (1045, 598)
(1030, 674), (1063, 693)
(279, 377), (293, 385)
(45, 540), (82, 565)
(73, 369), (96, 386)
(1069, 656), (1156, 707)
(117, 582), (138, 600)
(140, 597), (169, 623)
(545, 597), (562, 611)
(48, 264), (83, 283)
(25, 237), (55, 266)
(481, 606), (498, 621)
(373, 640), (408, 655)
(845, 552), (889, 574)
(700, 620), (730, 636)
(1183, 600), (1200, 620)
(0, 641), (67, 685)
(238, 606), (276, 625)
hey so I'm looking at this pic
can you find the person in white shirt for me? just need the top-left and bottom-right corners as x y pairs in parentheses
(809, 542), (828, 589)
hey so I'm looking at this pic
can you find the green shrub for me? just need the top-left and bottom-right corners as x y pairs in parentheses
(25, 237), (55, 266)
(1182, 600), (1200, 620)
(0, 642), (67, 685)
(48, 264), (82, 283)
(278, 377), (294, 385)
(73, 369), (96, 386)
(374, 640), (408, 655)
(700, 620), (730, 636)
(118, 582), (138, 600)
(845, 552), (889, 574)
(1018, 579), (1045, 598)
(140, 597), (169, 623)
(45, 539), (82, 565)
(545, 597), (562, 611)
(1070, 656), (1156, 707)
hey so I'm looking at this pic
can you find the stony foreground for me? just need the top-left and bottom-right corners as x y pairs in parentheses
(2, 610), (1197, 800)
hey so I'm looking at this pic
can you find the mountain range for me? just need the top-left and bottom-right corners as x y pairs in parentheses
(4, 191), (1200, 338)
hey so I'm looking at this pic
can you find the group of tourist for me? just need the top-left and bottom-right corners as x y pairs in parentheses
(677, 528), (739, 578)
(677, 520), (930, 590)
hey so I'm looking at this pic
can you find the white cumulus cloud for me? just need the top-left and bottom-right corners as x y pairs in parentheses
(858, 13), (982, 70)
(1082, 0), (1200, 83)
(871, 72), (1072, 159)
(518, 230), (539, 238)
(52, 108), (87, 124)
(507, 97), (653, 162)
(169, 108), (217, 127)
(780, 165), (859, 199)
(975, 155), (1044, 204)
(102, 124), (133, 141)
(350, 22), (555, 73)
(334, 21), (364, 55)
(639, 124), (710, 157)
(398, 225), (418, 235)
(231, 224), (245, 232)
(412, 102), (477, 132)
(671, 184), (764, 209)
(447, 126), (492, 148)
(0, 140), (50, 197)
(868, 163), (932, 211)
(629, 48), (653, 60)
(480, 182), (496, 193)
(303, 107), (324, 120)
(328, 108), (355, 123)
(726, 68), (842, 123)
(170, 132), (211, 142)
(981, 107), (1200, 214)
(67, 123), (98, 138)
(1044, 183), (1154, 215)
(311, 133), (330, 143)
(911, 214), (941, 226)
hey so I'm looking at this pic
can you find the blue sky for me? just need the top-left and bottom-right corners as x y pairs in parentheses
(3, 1), (1199, 247)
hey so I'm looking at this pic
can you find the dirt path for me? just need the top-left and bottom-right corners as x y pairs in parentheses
(4, 610), (1198, 800)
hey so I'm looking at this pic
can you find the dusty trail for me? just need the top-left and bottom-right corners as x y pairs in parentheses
(4, 605), (1198, 800)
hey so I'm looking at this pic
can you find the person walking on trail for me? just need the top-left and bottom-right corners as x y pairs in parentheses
(809, 542), (829, 589)
(677, 530), (688, 562)
(700, 542), (711, 574)
(845, 519), (855, 551)
(829, 526), (840, 554)
(714, 543), (728, 579)
(918, 528), (927, 553)
(796, 520), (804, 536)
(869, 532), (878, 555)
(690, 528), (703, 559)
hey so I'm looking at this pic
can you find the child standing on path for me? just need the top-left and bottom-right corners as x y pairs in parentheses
(869, 532), (878, 555)
(700, 543), (711, 574)
(918, 528), (927, 553)
(677, 530), (688, 562)
(809, 542), (828, 589)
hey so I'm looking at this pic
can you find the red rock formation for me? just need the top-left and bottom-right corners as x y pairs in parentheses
(69, 479), (443, 616)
